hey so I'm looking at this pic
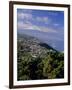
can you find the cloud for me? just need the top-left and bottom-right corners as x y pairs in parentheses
(17, 20), (57, 33)
(17, 12), (32, 20)
(48, 12), (59, 16)
(53, 23), (60, 26)
(17, 11), (50, 25)
(17, 21), (32, 30)
(36, 16), (49, 24)
(40, 27), (57, 33)
(18, 21), (41, 30)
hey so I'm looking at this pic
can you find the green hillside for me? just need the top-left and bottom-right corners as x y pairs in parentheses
(17, 34), (64, 80)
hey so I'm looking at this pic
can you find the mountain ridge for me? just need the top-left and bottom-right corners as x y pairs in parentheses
(17, 29), (64, 51)
(17, 33), (58, 58)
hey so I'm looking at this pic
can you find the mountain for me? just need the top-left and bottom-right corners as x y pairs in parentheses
(17, 33), (58, 58)
(18, 29), (64, 51)
(17, 33), (64, 80)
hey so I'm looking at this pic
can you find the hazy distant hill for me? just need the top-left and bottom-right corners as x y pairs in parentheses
(18, 29), (64, 51)
(17, 33), (58, 58)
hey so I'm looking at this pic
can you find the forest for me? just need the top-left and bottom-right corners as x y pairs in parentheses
(17, 34), (64, 80)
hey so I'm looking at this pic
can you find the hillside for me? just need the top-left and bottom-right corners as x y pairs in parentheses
(18, 29), (64, 51)
(17, 33), (64, 80)
(17, 33), (57, 57)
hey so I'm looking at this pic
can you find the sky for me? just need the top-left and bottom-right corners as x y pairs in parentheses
(17, 9), (64, 51)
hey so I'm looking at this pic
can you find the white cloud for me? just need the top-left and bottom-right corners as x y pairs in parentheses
(17, 12), (50, 25)
(17, 12), (32, 20)
(53, 23), (60, 26)
(40, 27), (57, 33)
(36, 16), (49, 24)
(17, 21), (57, 33)
(36, 17), (42, 22)
(17, 21), (41, 30)
(48, 12), (58, 16)
(17, 21), (32, 29)
(43, 17), (48, 23)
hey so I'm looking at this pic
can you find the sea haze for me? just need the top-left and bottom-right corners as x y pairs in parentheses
(18, 29), (64, 52)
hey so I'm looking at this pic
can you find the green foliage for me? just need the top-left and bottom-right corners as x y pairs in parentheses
(17, 38), (64, 80)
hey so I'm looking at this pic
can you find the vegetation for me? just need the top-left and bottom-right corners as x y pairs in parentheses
(17, 34), (64, 80)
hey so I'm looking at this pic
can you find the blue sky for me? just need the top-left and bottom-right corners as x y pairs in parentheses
(17, 9), (64, 51)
